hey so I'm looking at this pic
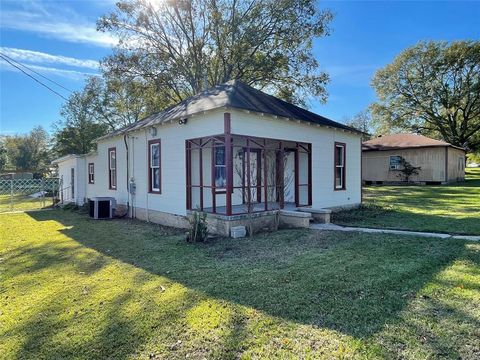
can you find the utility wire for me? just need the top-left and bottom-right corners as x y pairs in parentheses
(0, 52), (73, 93)
(0, 53), (70, 102)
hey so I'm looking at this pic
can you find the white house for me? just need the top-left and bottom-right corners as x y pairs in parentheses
(52, 80), (362, 235)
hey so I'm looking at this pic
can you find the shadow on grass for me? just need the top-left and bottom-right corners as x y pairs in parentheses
(9, 210), (479, 358)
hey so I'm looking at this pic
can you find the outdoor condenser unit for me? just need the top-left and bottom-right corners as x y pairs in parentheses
(89, 197), (116, 219)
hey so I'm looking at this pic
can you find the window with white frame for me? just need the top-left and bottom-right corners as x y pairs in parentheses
(149, 140), (161, 193)
(109, 148), (116, 190)
(88, 163), (94, 184)
(389, 155), (401, 170)
(334, 143), (346, 190)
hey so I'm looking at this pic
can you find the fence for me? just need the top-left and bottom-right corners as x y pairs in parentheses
(0, 178), (60, 213)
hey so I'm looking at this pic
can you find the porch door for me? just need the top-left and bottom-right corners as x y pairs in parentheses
(282, 150), (296, 205)
(242, 149), (262, 204)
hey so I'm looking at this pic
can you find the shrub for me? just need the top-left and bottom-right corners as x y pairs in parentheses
(186, 211), (208, 242)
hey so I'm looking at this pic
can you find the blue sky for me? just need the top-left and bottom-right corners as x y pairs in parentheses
(0, 0), (479, 135)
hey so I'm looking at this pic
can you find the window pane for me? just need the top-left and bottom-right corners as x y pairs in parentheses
(390, 156), (401, 168)
(335, 146), (344, 166)
(215, 166), (226, 188)
(110, 151), (116, 169)
(152, 168), (160, 190)
(151, 144), (160, 167)
(215, 146), (225, 166)
(111, 170), (116, 187)
(335, 167), (343, 188)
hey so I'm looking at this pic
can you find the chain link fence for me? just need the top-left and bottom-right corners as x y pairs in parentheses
(0, 178), (60, 213)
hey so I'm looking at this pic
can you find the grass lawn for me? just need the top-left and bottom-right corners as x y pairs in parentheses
(333, 168), (480, 235)
(0, 194), (53, 213)
(1, 210), (479, 359)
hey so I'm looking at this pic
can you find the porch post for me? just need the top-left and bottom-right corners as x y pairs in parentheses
(278, 142), (285, 209)
(263, 139), (268, 211)
(294, 142), (299, 207)
(199, 138), (204, 211)
(308, 143), (312, 206)
(224, 113), (233, 216)
(185, 140), (191, 210)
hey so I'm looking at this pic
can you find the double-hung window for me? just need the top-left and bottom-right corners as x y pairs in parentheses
(214, 144), (226, 188)
(148, 139), (161, 193)
(108, 148), (117, 190)
(88, 163), (94, 184)
(334, 142), (346, 190)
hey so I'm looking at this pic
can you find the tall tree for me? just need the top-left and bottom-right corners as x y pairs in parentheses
(97, 0), (332, 107)
(0, 138), (8, 173)
(3, 127), (51, 176)
(343, 110), (373, 140)
(52, 84), (109, 156)
(371, 41), (480, 152)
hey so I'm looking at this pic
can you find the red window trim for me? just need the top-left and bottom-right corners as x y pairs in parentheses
(334, 142), (346, 191)
(148, 139), (161, 194)
(88, 163), (95, 184)
(108, 147), (117, 190)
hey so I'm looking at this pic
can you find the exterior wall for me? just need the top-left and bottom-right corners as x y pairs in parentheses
(82, 108), (361, 222)
(230, 109), (362, 209)
(56, 156), (86, 205)
(362, 147), (447, 183)
(447, 147), (466, 182)
(85, 109), (226, 216)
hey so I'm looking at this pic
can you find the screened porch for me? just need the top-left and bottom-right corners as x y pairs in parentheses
(186, 134), (312, 216)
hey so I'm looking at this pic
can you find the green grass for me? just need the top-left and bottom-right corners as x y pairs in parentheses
(0, 194), (53, 213)
(1, 210), (479, 359)
(333, 168), (480, 235)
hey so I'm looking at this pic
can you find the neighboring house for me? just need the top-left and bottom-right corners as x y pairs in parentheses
(362, 133), (465, 184)
(52, 80), (363, 235)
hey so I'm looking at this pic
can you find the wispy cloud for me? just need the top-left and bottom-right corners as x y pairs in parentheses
(0, 47), (99, 70)
(0, 2), (117, 48)
(0, 59), (98, 80)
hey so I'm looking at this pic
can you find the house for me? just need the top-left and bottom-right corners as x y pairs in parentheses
(52, 80), (362, 235)
(362, 133), (465, 184)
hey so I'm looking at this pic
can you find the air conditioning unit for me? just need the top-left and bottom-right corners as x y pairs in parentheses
(89, 197), (116, 219)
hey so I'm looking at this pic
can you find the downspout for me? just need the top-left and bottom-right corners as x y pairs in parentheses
(118, 133), (129, 218)
(144, 128), (150, 222)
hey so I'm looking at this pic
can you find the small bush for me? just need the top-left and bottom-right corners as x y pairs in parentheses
(186, 211), (208, 242)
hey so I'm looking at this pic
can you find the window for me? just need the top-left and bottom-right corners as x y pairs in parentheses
(389, 155), (401, 170)
(88, 163), (95, 184)
(148, 139), (161, 193)
(334, 142), (346, 190)
(214, 145), (226, 188)
(108, 147), (116, 190)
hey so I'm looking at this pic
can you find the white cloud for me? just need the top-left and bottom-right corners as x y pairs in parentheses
(0, 59), (98, 80)
(0, 47), (99, 70)
(0, 5), (118, 48)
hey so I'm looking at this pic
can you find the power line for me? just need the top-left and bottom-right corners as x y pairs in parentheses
(0, 53), (69, 101)
(0, 52), (73, 93)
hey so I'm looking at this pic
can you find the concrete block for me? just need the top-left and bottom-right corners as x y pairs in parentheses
(231, 226), (247, 238)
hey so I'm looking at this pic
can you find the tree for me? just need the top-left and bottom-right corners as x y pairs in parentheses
(97, 0), (332, 107)
(3, 127), (51, 176)
(85, 75), (167, 131)
(397, 157), (421, 183)
(0, 139), (8, 172)
(371, 41), (480, 152)
(343, 110), (373, 140)
(52, 85), (109, 156)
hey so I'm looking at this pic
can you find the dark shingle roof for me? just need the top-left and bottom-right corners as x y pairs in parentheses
(362, 133), (464, 151)
(98, 80), (361, 140)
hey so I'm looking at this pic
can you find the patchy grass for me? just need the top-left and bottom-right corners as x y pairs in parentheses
(0, 194), (53, 213)
(1, 210), (479, 359)
(333, 168), (480, 235)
